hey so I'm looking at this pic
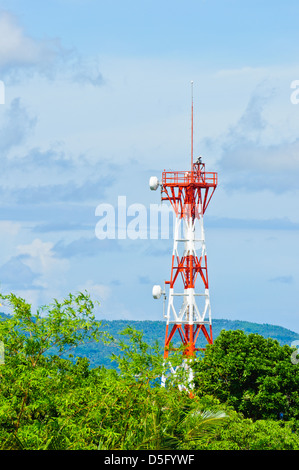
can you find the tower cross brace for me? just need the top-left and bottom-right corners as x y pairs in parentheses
(150, 84), (218, 389)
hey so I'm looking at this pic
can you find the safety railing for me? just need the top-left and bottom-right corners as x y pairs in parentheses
(162, 170), (218, 186)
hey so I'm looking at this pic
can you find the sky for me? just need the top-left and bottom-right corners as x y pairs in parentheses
(0, 0), (298, 333)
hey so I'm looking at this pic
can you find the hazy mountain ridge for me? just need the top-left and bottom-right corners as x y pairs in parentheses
(1, 313), (298, 369)
(70, 318), (299, 368)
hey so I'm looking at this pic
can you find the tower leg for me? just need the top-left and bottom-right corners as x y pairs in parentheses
(161, 211), (213, 390)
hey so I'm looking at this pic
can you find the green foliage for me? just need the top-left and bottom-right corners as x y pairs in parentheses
(0, 292), (298, 450)
(194, 329), (299, 420)
(198, 409), (299, 450)
(0, 291), (109, 446)
(0, 291), (109, 364)
(44, 318), (298, 369)
(110, 326), (164, 384)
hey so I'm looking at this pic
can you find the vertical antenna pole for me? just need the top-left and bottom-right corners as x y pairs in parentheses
(191, 81), (194, 174)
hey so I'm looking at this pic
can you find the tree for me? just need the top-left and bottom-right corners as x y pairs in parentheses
(1, 293), (298, 450)
(194, 329), (299, 420)
(0, 298), (228, 450)
(0, 291), (109, 444)
(199, 411), (299, 450)
(0, 291), (107, 364)
(104, 326), (228, 450)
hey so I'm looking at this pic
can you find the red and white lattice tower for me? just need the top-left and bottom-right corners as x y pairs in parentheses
(150, 83), (218, 387)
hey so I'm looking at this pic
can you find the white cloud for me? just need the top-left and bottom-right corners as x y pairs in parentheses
(0, 97), (36, 153)
(0, 221), (22, 266)
(0, 255), (37, 288)
(0, 10), (104, 86)
(16, 238), (69, 289)
(0, 10), (63, 70)
(78, 279), (111, 301)
(0, 220), (21, 237)
(216, 82), (299, 192)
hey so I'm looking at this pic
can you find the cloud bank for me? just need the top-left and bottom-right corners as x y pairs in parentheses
(217, 83), (299, 193)
(0, 10), (104, 86)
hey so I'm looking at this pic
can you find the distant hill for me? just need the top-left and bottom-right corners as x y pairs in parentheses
(1, 313), (298, 369)
(69, 318), (299, 369)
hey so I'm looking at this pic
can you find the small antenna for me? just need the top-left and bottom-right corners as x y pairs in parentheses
(191, 80), (194, 174)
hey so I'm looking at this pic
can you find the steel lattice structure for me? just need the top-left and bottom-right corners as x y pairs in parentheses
(150, 84), (218, 388)
(161, 163), (217, 359)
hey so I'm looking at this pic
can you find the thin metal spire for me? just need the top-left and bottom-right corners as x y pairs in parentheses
(191, 80), (194, 172)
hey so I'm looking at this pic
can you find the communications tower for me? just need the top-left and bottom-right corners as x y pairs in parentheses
(150, 83), (218, 387)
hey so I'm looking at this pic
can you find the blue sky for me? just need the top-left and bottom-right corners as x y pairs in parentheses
(0, 0), (298, 333)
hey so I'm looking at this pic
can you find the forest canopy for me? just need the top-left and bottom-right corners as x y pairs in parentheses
(0, 291), (298, 450)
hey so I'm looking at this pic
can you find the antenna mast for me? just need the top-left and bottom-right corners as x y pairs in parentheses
(150, 83), (218, 391)
(191, 80), (194, 173)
